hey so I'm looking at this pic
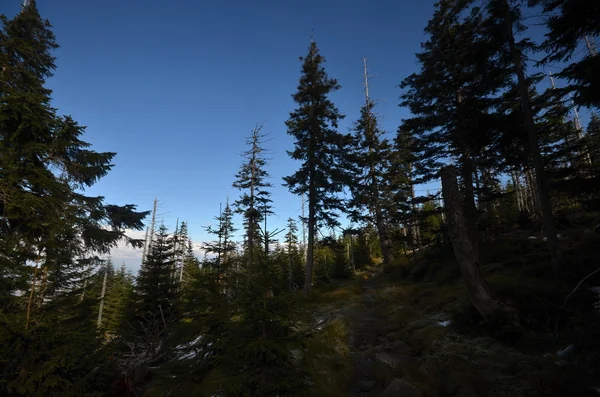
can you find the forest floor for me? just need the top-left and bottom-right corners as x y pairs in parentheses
(310, 230), (600, 397)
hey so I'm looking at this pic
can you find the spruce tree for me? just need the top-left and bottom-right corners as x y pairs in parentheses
(102, 263), (134, 336)
(532, 0), (600, 108)
(284, 41), (349, 294)
(587, 114), (600, 166)
(135, 225), (179, 332)
(399, 0), (509, 259)
(232, 125), (273, 270)
(284, 217), (304, 290)
(203, 202), (237, 283)
(347, 98), (396, 265)
(487, 0), (561, 271)
(0, 3), (147, 394)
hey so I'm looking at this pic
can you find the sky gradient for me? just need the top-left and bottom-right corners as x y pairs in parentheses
(3, 0), (587, 270)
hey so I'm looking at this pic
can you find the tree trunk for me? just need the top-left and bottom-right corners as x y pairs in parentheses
(304, 181), (316, 295)
(409, 164), (420, 248)
(501, 0), (560, 272)
(441, 166), (500, 321)
(511, 170), (523, 212)
(525, 169), (538, 215)
(460, 154), (480, 260)
(97, 269), (108, 328)
(374, 206), (394, 265)
(25, 260), (39, 330)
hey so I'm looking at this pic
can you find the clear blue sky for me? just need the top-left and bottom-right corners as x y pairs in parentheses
(3, 0), (589, 268)
(3, 0), (438, 263)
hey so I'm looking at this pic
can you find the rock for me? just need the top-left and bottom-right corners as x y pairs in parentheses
(357, 380), (375, 392)
(375, 352), (410, 368)
(390, 340), (411, 353)
(382, 378), (423, 397)
(385, 331), (399, 340)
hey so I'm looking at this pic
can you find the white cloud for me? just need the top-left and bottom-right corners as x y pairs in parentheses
(108, 229), (206, 273)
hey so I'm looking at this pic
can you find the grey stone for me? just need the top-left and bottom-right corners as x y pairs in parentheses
(375, 352), (410, 368)
(390, 340), (411, 353)
(357, 380), (375, 392)
(382, 378), (423, 397)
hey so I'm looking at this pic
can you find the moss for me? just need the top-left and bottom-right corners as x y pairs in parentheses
(302, 318), (353, 397)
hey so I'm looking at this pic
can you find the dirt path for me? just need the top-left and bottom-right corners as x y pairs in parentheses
(344, 274), (414, 396)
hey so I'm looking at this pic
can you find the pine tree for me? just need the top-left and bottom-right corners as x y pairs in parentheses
(532, 0), (600, 108)
(135, 225), (179, 331)
(232, 125), (273, 270)
(391, 124), (418, 248)
(487, 0), (561, 271)
(203, 202), (237, 283)
(347, 97), (396, 265)
(284, 217), (304, 290)
(284, 41), (349, 294)
(103, 264), (134, 336)
(587, 114), (600, 167)
(0, 3), (148, 394)
(399, 0), (510, 259)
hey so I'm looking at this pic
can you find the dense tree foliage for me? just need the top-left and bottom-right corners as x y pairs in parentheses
(3, 0), (600, 395)
(283, 41), (349, 294)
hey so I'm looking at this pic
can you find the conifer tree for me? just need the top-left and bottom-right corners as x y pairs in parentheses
(284, 41), (349, 294)
(0, 3), (147, 394)
(347, 97), (396, 265)
(587, 114), (600, 167)
(532, 0), (600, 108)
(284, 217), (304, 290)
(232, 125), (273, 270)
(393, 124), (419, 247)
(135, 225), (179, 330)
(487, 0), (561, 271)
(103, 264), (134, 336)
(203, 202), (237, 282)
(400, 0), (509, 259)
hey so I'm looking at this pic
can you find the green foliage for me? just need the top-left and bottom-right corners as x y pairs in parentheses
(232, 126), (273, 265)
(103, 264), (134, 336)
(532, 0), (600, 108)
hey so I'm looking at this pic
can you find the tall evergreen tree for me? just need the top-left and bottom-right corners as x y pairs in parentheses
(284, 217), (304, 290)
(487, 0), (561, 271)
(0, 3), (148, 395)
(232, 125), (273, 270)
(102, 264), (134, 336)
(400, 0), (509, 259)
(203, 202), (237, 282)
(587, 114), (600, 167)
(135, 225), (179, 325)
(347, 97), (396, 265)
(284, 41), (349, 294)
(531, 0), (600, 108)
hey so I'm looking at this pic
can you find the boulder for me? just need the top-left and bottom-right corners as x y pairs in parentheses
(382, 378), (423, 397)
(375, 352), (410, 368)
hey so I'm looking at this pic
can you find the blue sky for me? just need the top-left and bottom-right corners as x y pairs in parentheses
(2, 0), (592, 269)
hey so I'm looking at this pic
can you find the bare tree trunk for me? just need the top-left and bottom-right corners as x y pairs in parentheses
(25, 259), (39, 330)
(37, 266), (48, 308)
(304, 180), (316, 295)
(409, 164), (420, 248)
(474, 165), (482, 209)
(141, 226), (150, 266)
(511, 170), (523, 212)
(97, 269), (108, 328)
(460, 154), (480, 260)
(441, 166), (500, 321)
(501, 0), (560, 272)
(525, 169), (538, 215)
(374, 208), (394, 265)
